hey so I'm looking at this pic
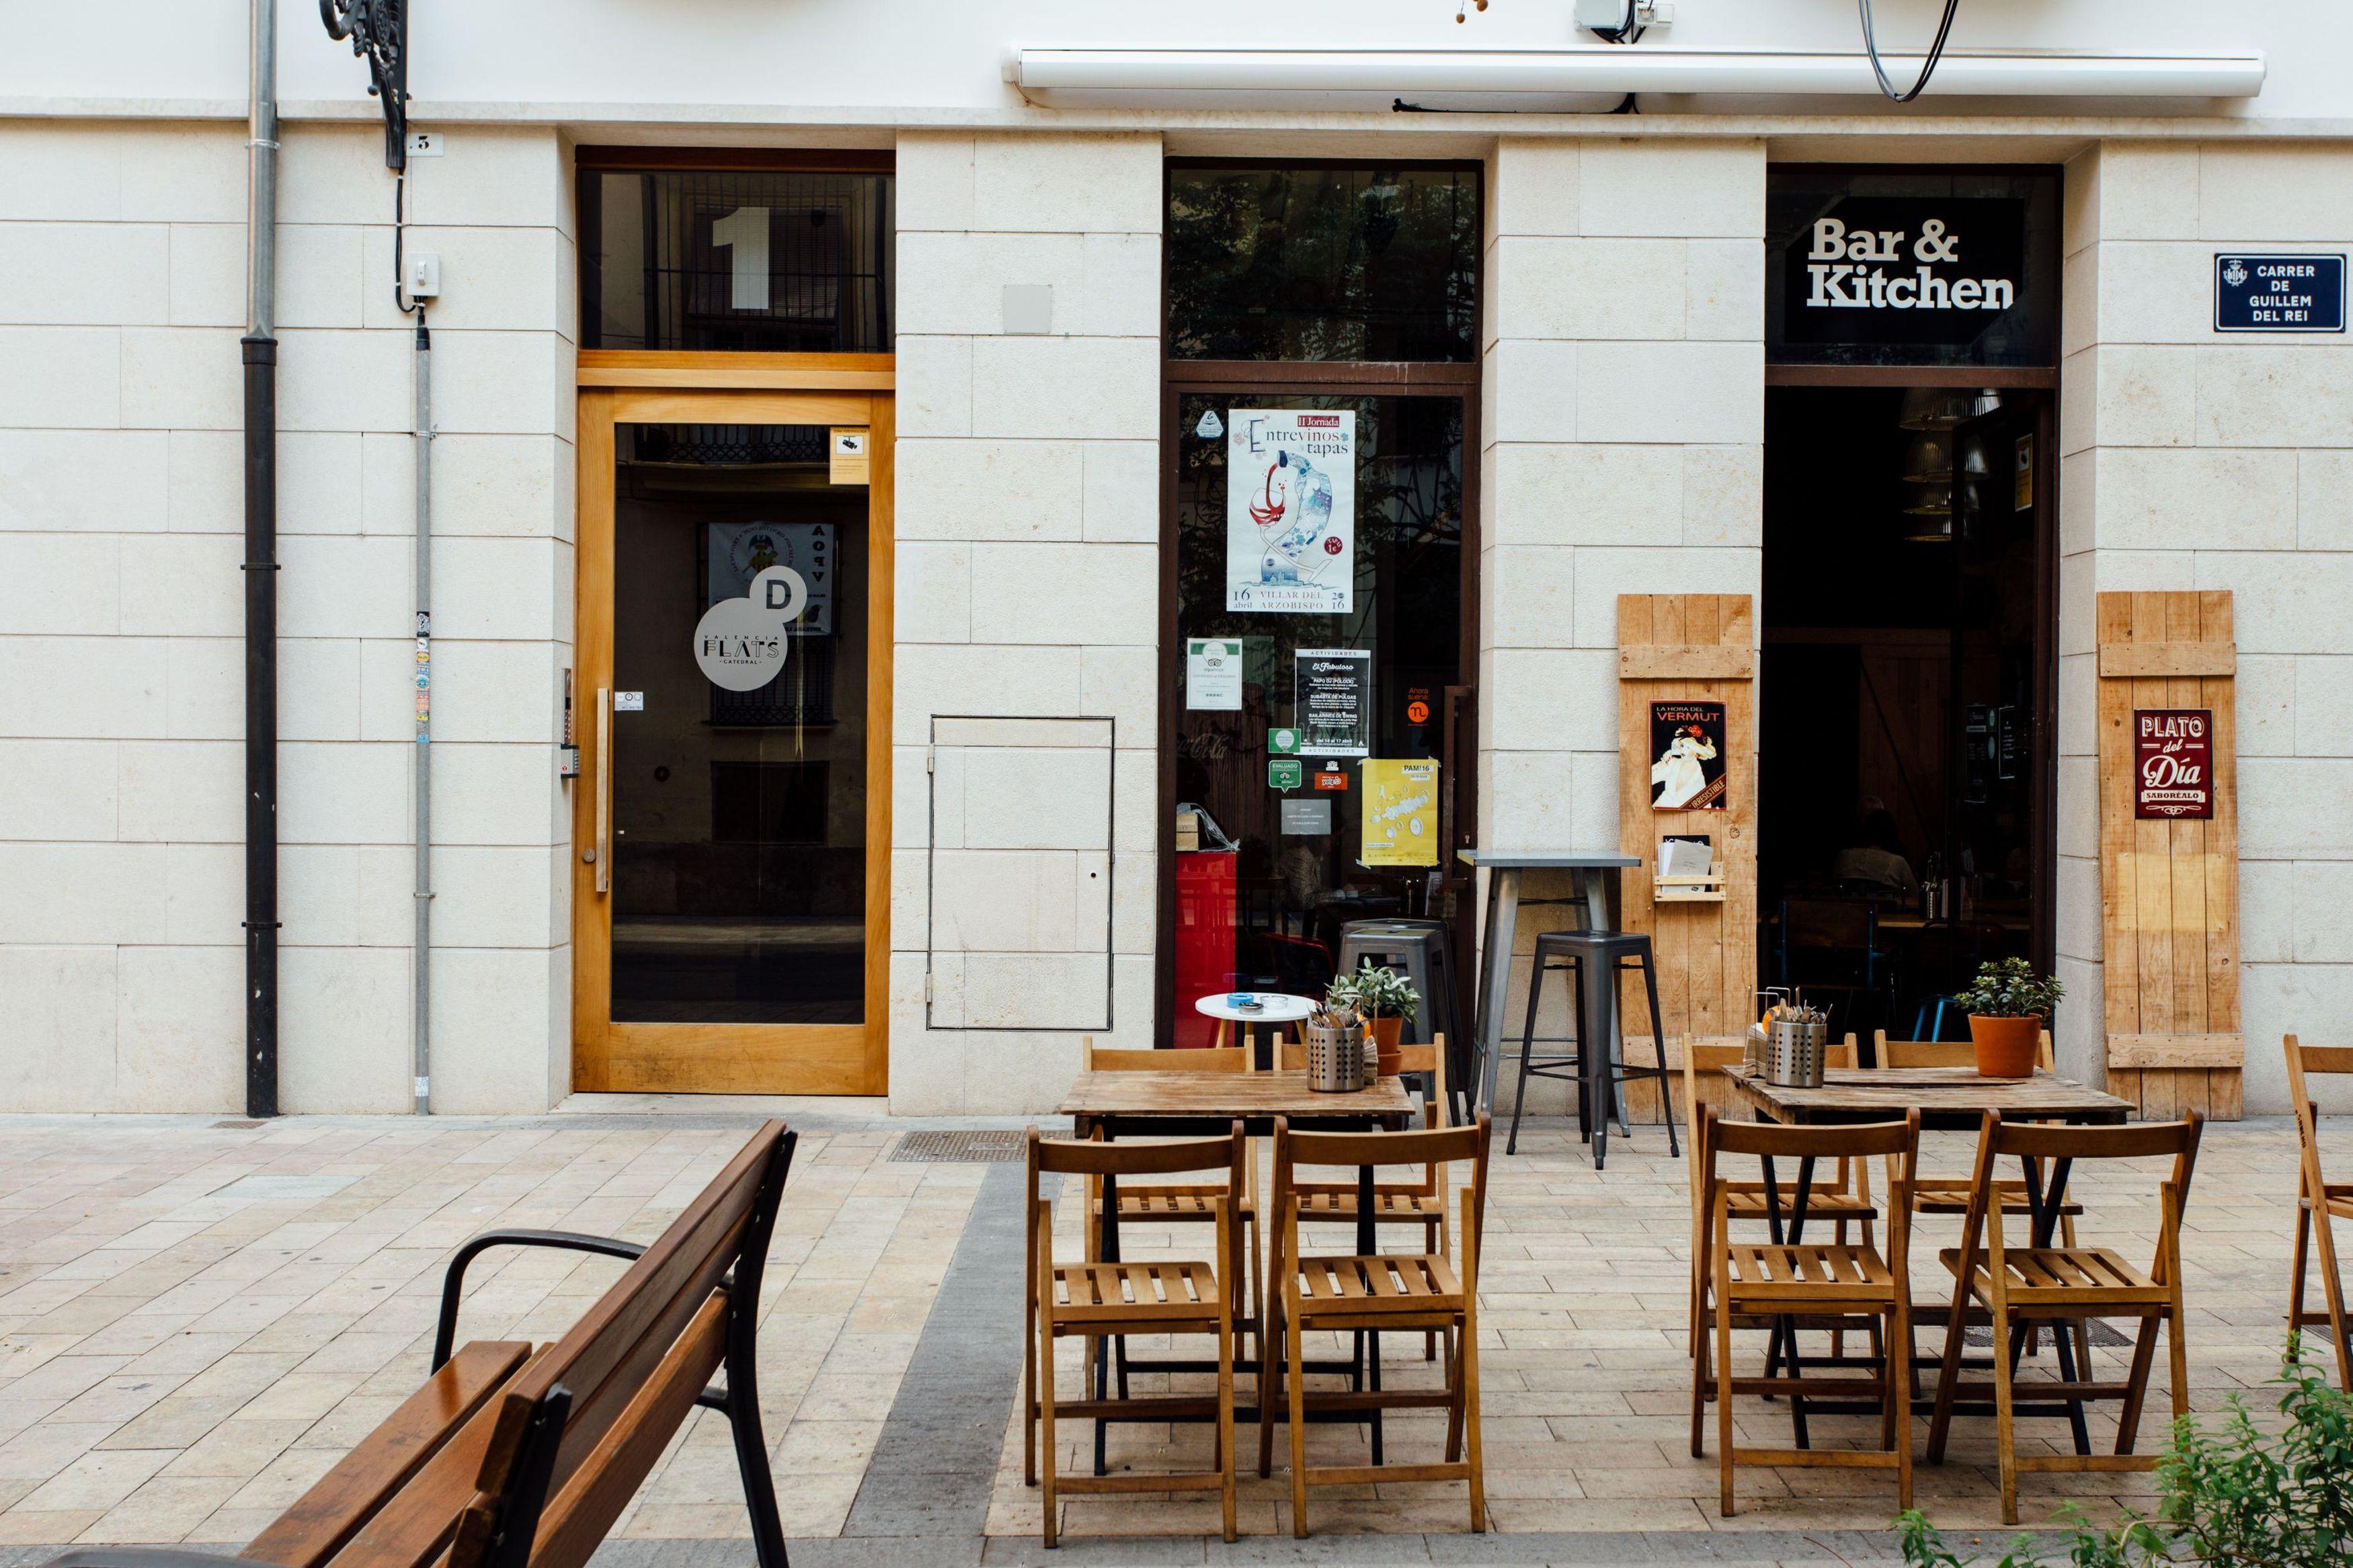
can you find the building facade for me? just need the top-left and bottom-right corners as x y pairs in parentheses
(4, 3), (2352, 1116)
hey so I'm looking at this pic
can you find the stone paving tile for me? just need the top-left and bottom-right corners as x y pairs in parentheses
(0, 1109), (2342, 1559)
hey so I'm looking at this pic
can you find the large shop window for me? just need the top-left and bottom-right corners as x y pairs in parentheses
(1162, 161), (1481, 1053)
(580, 163), (894, 354)
(1168, 164), (1479, 362)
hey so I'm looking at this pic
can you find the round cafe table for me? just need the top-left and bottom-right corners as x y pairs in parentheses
(1192, 991), (1316, 1065)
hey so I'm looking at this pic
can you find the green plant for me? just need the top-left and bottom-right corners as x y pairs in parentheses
(1895, 1340), (2353, 1568)
(1954, 956), (2065, 1020)
(1326, 959), (1420, 1022)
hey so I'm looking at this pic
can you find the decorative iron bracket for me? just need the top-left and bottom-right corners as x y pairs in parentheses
(320, 0), (408, 170)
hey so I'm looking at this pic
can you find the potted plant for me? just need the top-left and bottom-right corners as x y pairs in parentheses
(1328, 960), (1420, 1078)
(1954, 956), (2064, 1079)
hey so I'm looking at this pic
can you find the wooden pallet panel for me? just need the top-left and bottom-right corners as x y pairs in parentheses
(2096, 591), (2242, 1119)
(1618, 593), (1757, 1100)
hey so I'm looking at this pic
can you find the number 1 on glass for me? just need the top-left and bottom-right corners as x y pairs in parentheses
(711, 206), (770, 311)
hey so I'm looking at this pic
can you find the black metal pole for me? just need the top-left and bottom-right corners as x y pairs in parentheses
(242, 0), (280, 1119)
(243, 334), (278, 1118)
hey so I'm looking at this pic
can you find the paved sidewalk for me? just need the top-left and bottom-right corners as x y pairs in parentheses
(0, 1106), (2336, 1566)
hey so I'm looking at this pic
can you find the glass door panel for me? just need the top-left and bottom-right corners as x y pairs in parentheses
(610, 422), (868, 1024)
(1168, 391), (1466, 1046)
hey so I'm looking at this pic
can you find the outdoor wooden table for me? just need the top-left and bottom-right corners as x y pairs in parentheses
(1060, 1069), (1419, 1257)
(1717, 1063), (2133, 1452)
(1056, 1069), (1422, 1468)
(1718, 1063), (2132, 1132)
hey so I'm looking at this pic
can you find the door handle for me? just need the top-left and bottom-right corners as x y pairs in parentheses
(592, 686), (611, 895)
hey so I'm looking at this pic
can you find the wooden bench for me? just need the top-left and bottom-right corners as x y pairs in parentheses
(44, 1121), (798, 1568)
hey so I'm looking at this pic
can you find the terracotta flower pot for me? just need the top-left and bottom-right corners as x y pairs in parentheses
(1969, 1014), (2042, 1078)
(1369, 1016), (1405, 1077)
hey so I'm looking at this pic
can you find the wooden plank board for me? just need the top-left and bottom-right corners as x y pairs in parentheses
(2094, 590), (2241, 1119)
(1617, 594), (1755, 1057)
(2097, 642), (2236, 679)
(2106, 1032), (2243, 1068)
(1618, 646), (1755, 680)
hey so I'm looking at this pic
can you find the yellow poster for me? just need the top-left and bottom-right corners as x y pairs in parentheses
(1361, 759), (1440, 866)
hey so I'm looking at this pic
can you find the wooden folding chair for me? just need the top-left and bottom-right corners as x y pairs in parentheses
(1924, 1112), (2204, 1525)
(1874, 1033), (2075, 1235)
(1257, 1114), (1492, 1538)
(1025, 1124), (1245, 1546)
(2284, 1034), (2353, 1389)
(1690, 1106), (1919, 1517)
(1079, 1040), (1262, 1363)
(1677, 1038), (1879, 1360)
(1274, 1036), (1454, 1360)
(1872, 1030), (2085, 1381)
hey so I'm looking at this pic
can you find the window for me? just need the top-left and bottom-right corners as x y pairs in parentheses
(1167, 164), (1480, 362)
(580, 164), (894, 353)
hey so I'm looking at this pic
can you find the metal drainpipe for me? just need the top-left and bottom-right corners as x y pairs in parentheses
(412, 311), (432, 1115)
(242, 0), (280, 1118)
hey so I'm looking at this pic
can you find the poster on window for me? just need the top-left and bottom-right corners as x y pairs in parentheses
(1226, 410), (1355, 614)
(1649, 701), (1727, 811)
(1361, 759), (1440, 867)
(1294, 648), (1370, 758)
(2134, 708), (2214, 820)
(707, 522), (833, 635)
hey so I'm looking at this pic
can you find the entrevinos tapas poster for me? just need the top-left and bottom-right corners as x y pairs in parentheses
(1226, 410), (1355, 614)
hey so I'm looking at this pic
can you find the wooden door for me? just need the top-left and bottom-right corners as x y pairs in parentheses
(573, 387), (893, 1094)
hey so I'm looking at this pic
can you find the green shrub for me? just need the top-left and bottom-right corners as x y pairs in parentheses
(1326, 958), (1419, 1022)
(1952, 957), (2065, 1021)
(1896, 1340), (2353, 1567)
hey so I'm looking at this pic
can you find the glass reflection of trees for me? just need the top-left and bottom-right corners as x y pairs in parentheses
(1168, 166), (1479, 362)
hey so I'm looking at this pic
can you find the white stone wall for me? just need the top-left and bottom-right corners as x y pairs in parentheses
(1476, 136), (1767, 1104)
(887, 131), (1162, 1114)
(2061, 139), (2353, 1114)
(0, 120), (574, 1113)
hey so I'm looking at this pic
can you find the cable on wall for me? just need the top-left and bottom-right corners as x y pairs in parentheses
(1857, 0), (1964, 102)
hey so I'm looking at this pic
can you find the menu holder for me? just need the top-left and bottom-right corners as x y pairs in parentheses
(1654, 873), (1727, 904)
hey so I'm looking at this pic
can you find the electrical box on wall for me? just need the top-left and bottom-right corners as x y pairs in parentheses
(404, 252), (441, 300)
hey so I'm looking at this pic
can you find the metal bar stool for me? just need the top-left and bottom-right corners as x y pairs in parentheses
(1509, 930), (1677, 1167)
(1337, 918), (1464, 1120)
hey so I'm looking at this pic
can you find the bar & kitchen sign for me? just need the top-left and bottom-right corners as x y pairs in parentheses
(1766, 169), (2059, 370)
(1785, 196), (2025, 345)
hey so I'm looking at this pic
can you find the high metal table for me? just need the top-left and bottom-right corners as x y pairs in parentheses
(1457, 848), (1638, 1118)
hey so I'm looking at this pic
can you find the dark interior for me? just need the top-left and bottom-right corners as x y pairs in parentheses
(1760, 384), (2054, 1046)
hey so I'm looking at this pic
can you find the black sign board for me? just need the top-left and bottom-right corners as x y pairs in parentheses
(1767, 169), (2059, 369)
(2214, 254), (2346, 333)
(1781, 196), (2027, 351)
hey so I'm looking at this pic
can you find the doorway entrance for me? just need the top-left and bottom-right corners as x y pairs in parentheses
(572, 388), (893, 1094)
(1759, 384), (2055, 1044)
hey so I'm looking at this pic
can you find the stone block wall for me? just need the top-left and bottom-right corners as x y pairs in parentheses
(887, 131), (1163, 1114)
(0, 120), (574, 1112)
(2061, 139), (2353, 1113)
(1477, 136), (1767, 1106)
